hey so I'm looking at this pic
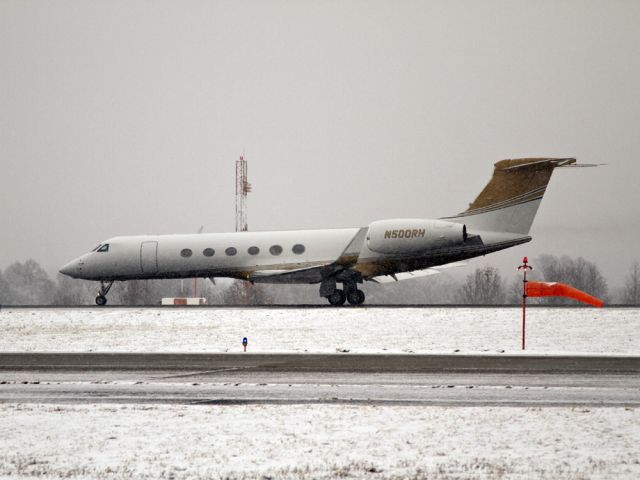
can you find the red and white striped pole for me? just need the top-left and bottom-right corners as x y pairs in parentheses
(518, 257), (533, 350)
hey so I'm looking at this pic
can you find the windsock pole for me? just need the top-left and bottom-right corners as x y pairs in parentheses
(518, 257), (533, 350)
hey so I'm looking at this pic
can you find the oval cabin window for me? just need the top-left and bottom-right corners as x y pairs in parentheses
(269, 245), (283, 256)
(292, 244), (305, 254)
(225, 247), (237, 256)
(203, 248), (215, 257)
(248, 246), (260, 255)
(180, 248), (192, 258)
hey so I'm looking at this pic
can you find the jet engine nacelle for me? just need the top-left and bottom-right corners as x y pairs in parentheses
(366, 218), (467, 254)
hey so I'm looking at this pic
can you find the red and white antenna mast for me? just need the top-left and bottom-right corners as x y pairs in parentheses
(235, 154), (251, 232)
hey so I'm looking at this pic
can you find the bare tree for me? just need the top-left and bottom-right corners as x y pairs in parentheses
(258, 283), (321, 305)
(53, 274), (94, 305)
(506, 275), (525, 304)
(221, 280), (274, 305)
(622, 261), (640, 304)
(365, 274), (461, 304)
(119, 280), (160, 305)
(3, 260), (55, 305)
(0, 270), (11, 304)
(456, 266), (506, 304)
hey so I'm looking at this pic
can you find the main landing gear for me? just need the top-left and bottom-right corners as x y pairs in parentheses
(96, 281), (114, 306)
(346, 289), (365, 305)
(327, 289), (346, 306)
(326, 288), (365, 306)
(324, 281), (366, 306)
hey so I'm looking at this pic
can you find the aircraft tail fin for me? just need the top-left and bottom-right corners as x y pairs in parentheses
(444, 158), (576, 234)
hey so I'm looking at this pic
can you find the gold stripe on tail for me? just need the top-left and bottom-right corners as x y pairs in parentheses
(464, 158), (575, 214)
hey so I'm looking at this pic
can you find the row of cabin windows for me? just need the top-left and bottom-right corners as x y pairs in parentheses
(180, 244), (305, 258)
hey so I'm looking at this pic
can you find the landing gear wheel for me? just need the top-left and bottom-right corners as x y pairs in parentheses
(327, 289), (346, 306)
(347, 289), (365, 305)
(95, 280), (114, 306)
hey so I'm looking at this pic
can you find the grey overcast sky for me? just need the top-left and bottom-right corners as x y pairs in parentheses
(1, 0), (639, 287)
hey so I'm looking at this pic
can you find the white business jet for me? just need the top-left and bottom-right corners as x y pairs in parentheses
(60, 158), (582, 305)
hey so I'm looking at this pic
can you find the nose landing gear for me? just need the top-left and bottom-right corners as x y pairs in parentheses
(96, 281), (114, 306)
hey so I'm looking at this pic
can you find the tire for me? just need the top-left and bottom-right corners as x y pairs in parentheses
(327, 289), (346, 306)
(95, 295), (107, 306)
(347, 289), (365, 305)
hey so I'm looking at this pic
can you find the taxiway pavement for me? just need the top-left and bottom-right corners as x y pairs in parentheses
(1, 353), (639, 407)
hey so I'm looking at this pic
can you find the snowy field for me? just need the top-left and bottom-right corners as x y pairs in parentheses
(3, 307), (640, 479)
(1, 307), (638, 354)
(2, 403), (640, 480)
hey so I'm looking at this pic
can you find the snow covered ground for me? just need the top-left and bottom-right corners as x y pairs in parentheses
(3, 307), (639, 479)
(1, 307), (638, 354)
(2, 403), (639, 480)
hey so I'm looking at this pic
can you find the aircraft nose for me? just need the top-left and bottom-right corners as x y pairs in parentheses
(59, 259), (82, 278)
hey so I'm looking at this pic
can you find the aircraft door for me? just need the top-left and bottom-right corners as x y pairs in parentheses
(140, 241), (158, 274)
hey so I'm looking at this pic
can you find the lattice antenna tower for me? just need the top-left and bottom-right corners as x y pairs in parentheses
(235, 154), (251, 232)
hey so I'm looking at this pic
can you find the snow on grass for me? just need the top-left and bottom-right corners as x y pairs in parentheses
(1, 307), (639, 354)
(1, 404), (639, 479)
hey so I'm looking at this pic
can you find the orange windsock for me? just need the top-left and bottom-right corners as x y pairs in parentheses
(526, 281), (604, 307)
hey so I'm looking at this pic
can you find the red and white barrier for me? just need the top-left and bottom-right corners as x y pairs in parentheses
(161, 297), (207, 305)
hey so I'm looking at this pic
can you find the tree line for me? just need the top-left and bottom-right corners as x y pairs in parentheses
(0, 256), (639, 305)
(455, 256), (640, 305)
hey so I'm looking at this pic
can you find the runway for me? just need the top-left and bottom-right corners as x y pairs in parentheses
(1, 353), (639, 406)
(2, 352), (640, 373)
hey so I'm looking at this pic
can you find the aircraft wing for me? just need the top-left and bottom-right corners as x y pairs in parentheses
(370, 268), (442, 284)
(248, 264), (341, 284)
(248, 227), (369, 284)
(370, 262), (467, 284)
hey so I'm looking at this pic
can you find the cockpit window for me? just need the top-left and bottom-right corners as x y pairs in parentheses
(91, 245), (102, 252)
(97, 244), (110, 253)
